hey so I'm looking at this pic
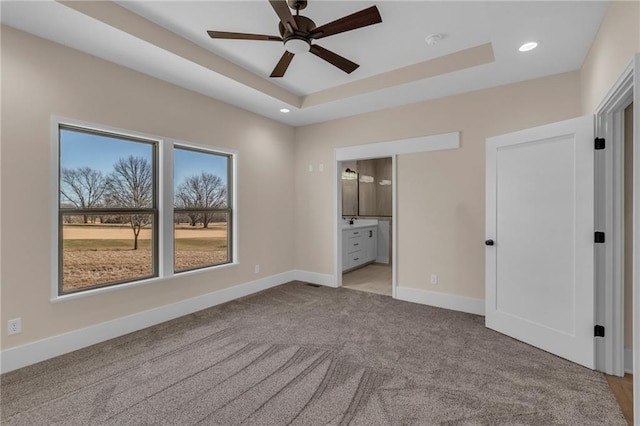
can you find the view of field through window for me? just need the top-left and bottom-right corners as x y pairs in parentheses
(60, 128), (157, 292)
(173, 147), (230, 272)
(59, 127), (231, 294)
(62, 215), (154, 290)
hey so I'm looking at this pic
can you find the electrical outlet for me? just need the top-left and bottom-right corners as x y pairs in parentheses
(254, 264), (260, 274)
(430, 274), (438, 285)
(7, 318), (21, 335)
(308, 164), (313, 172)
(319, 163), (324, 172)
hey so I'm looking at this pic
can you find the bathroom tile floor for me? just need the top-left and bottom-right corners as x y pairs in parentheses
(342, 263), (392, 296)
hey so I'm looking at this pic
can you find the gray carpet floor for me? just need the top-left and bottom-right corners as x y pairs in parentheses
(0, 281), (626, 425)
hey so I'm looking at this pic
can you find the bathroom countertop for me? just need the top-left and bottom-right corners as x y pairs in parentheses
(341, 219), (378, 230)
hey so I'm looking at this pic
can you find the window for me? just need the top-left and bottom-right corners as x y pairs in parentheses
(174, 146), (232, 272)
(56, 120), (236, 297)
(59, 125), (158, 294)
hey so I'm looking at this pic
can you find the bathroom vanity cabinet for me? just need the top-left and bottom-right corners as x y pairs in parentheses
(342, 226), (377, 272)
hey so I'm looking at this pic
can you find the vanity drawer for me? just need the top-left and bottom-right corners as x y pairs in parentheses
(347, 250), (363, 268)
(345, 229), (363, 239)
(347, 237), (362, 253)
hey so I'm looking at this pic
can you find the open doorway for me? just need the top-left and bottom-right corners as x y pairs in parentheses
(340, 158), (392, 296)
(333, 131), (460, 302)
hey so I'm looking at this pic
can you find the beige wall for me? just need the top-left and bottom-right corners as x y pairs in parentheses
(580, 1), (640, 114)
(0, 27), (295, 349)
(294, 72), (581, 299)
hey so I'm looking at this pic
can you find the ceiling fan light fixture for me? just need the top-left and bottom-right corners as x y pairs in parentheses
(284, 37), (310, 54)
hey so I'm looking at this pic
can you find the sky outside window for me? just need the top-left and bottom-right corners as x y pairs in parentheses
(60, 128), (153, 174)
(173, 147), (228, 191)
(60, 128), (228, 204)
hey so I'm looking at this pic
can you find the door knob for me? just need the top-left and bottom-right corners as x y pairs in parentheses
(485, 239), (494, 246)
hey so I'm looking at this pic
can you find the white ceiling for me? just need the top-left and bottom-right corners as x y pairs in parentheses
(117, 1), (495, 96)
(1, 1), (608, 126)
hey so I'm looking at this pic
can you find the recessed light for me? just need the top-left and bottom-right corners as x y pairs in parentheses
(519, 42), (538, 52)
(280, 108), (290, 113)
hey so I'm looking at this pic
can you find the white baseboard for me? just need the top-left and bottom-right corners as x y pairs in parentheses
(395, 286), (485, 316)
(0, 272), (482, 374)
(625, 348), (634, 374)
(1, 271), (296, 374)
(291, 270), (337, 288)
(375, 257), (389, 264)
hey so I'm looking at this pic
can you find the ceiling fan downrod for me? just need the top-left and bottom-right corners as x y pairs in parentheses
(288, 0), (307, 12)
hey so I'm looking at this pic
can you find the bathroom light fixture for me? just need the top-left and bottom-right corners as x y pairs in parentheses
(342, 168), (358, 180)
(280, 108), (290, 113)
(518, 41), (538, 52)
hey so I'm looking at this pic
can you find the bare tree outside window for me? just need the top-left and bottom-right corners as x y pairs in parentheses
(175, 172), (227, 228)
(60, 167), (106, 223)
(105, 156), (153, 250)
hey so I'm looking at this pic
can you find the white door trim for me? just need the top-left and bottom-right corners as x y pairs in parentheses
(594, 59), (634, 377)
(334, 132), (460, 298)
(632, 53), (639, 424)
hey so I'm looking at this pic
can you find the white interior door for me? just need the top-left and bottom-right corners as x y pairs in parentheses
(485, 116), (595, 368)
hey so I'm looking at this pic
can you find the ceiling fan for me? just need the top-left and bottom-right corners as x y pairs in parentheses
(207, 0), (382, 78)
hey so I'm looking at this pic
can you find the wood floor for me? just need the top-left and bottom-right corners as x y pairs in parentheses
(606, 373), (633, 425)
(342, 263), (392, 296)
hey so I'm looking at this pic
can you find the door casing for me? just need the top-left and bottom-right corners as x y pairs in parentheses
(593, 54), (639, 423)
(594, 60), (634, 377)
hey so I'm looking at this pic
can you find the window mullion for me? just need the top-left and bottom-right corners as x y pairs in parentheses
(160, 140), (175, 278)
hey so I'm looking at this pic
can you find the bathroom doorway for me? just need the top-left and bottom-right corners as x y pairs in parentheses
(333, 131), (460, 301)
(340, 158), (393, 296)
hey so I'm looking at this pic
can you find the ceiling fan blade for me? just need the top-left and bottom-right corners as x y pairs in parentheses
(269, 0), (298, 32)
(310, 6), (382, 40)
(270, 51), (295, 77)
(207, 31), (282, 41)
(309, 45), (359, 74)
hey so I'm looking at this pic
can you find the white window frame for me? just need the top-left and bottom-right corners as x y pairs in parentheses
(51, 116), (238, 302)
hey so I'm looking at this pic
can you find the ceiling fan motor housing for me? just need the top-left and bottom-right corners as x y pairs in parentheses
(278, 15), (316, 38)
(279, 15), (315, 53)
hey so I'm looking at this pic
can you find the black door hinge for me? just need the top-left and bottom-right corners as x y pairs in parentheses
(595, 137), (605, 150)
(594, 232), (605, 243)
(594, 325), (605, 337)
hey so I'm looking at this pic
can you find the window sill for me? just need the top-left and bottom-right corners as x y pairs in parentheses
(51, 261), (239, 303)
